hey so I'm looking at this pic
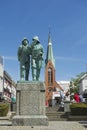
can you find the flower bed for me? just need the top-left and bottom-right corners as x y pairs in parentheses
(70, 103), (87, 115)
(0, 103), (9, 116)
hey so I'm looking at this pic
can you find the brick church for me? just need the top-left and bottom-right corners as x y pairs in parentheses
(45, 31), (64, 106)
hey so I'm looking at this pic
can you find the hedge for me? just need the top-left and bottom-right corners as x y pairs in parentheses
(70, 103), (87, 115)
(0, 103), (9, 116)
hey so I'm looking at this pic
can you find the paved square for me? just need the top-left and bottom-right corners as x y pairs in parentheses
(0, 121), (86, 130)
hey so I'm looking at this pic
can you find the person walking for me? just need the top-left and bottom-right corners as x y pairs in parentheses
(74, 93), (80, 102)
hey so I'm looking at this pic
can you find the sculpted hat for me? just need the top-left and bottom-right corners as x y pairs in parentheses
(32, 36), (40, 42)
(22, 37), (29, 44)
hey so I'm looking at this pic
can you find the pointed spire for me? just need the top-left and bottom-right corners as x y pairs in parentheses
(45, 29), (55, 68)
(48, 27), (52, 45)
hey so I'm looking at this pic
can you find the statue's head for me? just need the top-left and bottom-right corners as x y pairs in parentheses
(22, 38), (29, 46)
(32, 36), (40, 43)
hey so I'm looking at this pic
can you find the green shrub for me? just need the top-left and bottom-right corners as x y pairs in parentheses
(70, 103), (87, 115)
(0, 103), (9, 116)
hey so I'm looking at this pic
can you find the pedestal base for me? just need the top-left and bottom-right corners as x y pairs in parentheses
(12, 115), (48, 126)
(12, 81), (49, 126)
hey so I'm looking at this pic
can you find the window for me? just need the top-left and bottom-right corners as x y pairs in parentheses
(48, 68), (53, 85)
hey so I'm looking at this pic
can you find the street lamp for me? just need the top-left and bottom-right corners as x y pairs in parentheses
(69, 81), (73, 101)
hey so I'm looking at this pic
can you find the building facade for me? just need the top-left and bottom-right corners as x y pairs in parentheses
(45, 32), (63, 106)
(57, 81), (70, 93)
(79, 74), (87, 94)
(0, 56), (16, 103)
(3, 71), (16, 102)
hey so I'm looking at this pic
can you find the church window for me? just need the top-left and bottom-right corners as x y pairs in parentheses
(48, 68), (53, 85)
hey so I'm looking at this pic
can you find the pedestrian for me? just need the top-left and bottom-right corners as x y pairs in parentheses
(79, 94), (83, 102)
(74, 93), (80, 102)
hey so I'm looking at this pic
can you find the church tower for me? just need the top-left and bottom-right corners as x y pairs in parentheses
(45, 31), (55, 90)
(45, 31), (63, 106)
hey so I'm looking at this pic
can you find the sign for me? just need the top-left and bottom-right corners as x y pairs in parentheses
(52, 91), (60, 99)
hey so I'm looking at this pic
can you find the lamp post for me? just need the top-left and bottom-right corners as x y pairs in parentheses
(69, 81), (73, 101)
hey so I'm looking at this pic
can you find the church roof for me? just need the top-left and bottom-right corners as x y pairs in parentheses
(45, 31), (55, 68)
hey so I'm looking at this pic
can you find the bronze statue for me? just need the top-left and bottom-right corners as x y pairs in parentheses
(17, 36), (44, 81)
(17, 38), (31, 81)
(31, 36), (44, 81)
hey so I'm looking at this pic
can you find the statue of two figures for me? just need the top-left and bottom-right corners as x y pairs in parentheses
(17, 36), (44, 81)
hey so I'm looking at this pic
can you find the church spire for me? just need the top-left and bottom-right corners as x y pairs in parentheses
(48, 28), (52, 45)
(45, 30), (55, 68)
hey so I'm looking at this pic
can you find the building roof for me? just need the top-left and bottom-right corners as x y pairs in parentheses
(4, 70), (16, 86)
(79, 73), (87, 82)
(45, 31), (55, 68)
(4, 70), (12, 82)
(57, 81), (70, 84)
(57, 81), (70, 92)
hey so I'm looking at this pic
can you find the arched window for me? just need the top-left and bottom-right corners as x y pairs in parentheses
(48, 68), (53, 85)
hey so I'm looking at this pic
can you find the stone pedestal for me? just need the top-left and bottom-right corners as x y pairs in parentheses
(12, 81), (49, 126)
(64, 101), (71, 113)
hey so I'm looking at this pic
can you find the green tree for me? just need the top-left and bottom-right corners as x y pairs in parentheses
(70, 72), (87, 94)
(71, 72), (87, 87)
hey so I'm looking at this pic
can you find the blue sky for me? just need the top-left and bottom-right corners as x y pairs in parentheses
(0, 0), (87, 82)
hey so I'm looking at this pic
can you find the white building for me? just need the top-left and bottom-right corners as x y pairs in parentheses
(52, 81), (70, 99)
(57, 81), (70, 93)
(79, 74), (87, 94)
(3, 71), (16, 102)
(0, 55), (16, 102)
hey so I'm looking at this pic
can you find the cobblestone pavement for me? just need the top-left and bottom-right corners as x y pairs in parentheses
(0, 121), (86, 130)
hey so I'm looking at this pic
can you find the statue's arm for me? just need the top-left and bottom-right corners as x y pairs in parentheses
(38, 45), (44, 60)
(40, 45), (44, 56)
(27, 45), (32, 55)
(17, 46), (22, 61)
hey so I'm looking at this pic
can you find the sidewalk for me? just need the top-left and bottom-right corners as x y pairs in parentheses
(0, 121), (86, 130)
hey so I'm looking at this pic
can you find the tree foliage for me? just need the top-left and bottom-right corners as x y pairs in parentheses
(71, 72), (87, 87)
(70, 72), (87, 94)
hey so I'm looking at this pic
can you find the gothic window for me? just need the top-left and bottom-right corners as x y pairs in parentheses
(48, 68), (53, 85)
